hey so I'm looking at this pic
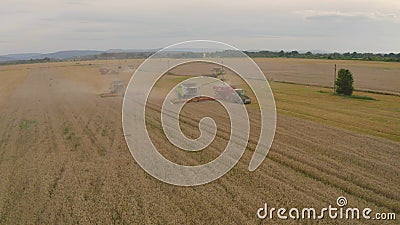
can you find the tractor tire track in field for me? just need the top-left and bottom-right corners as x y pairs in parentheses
(144, 91), (400, 220)
(0, 66), (398, 224)
(145, 92), (400, 213)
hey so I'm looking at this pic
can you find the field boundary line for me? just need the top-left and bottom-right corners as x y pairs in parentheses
(270, 80), (400, 96)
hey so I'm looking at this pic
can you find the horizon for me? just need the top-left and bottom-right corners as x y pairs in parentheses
(2, 48), (400, 57)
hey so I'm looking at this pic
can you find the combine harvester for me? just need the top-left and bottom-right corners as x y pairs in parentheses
(99, 80), (126, 98)
(213, 85), (251, 104)
(99, 68), (119, 75)
(171, 82), (251, 104)
(172, 83), (215, 104)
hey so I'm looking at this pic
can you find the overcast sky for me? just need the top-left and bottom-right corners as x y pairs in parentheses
(1, 0), (399, 55)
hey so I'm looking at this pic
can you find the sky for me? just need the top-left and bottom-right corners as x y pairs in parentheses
(1, 0), (399, 55)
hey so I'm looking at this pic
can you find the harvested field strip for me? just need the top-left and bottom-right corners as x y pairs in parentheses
(143, 93), (400, 214)
(270, 145), (399, 212)
(144, 107), (400, 221)
(0, 65), (399, 224)
(277, 92), (399, 119)
(255, 58), (400, 95)
(278, 107), (400, 141)
(271, 82), (400, 141)
(145, 76), (400, 214)
(276, 136), (399, 198)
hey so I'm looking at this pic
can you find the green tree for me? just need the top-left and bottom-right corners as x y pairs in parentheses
(335, 69), (354, 96)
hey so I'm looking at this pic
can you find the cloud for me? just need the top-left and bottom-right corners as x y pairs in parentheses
(297, 10), (400, 23)
(0, 0), (399, 54)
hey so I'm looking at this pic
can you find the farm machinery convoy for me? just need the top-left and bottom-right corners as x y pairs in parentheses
(97, 71), (251, 105)
(173, 82), (251, 104)
(213, 85), (251, 104)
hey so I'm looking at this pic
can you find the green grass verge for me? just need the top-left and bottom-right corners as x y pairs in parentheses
(271, 82), (400, 142)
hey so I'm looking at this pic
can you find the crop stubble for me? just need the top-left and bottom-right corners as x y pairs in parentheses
(0, 60), (398, 224)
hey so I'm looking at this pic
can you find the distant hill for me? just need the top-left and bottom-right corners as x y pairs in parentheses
(40, 50), (103, 59)
(0, 49), (162, 63)
(1, 53), (42, 61)
(0, 50), (104, 62)
(106, 49), (159, 53)
(0, 56), (16, 62)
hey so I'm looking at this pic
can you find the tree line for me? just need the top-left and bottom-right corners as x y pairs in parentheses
(244, 50), (400, 62)
(2, 50), (399, 66)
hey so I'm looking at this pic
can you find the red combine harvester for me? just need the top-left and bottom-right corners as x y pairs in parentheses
(213, 85), (251, 104)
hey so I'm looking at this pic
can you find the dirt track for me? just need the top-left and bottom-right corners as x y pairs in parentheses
(0, 63), (399, 224)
